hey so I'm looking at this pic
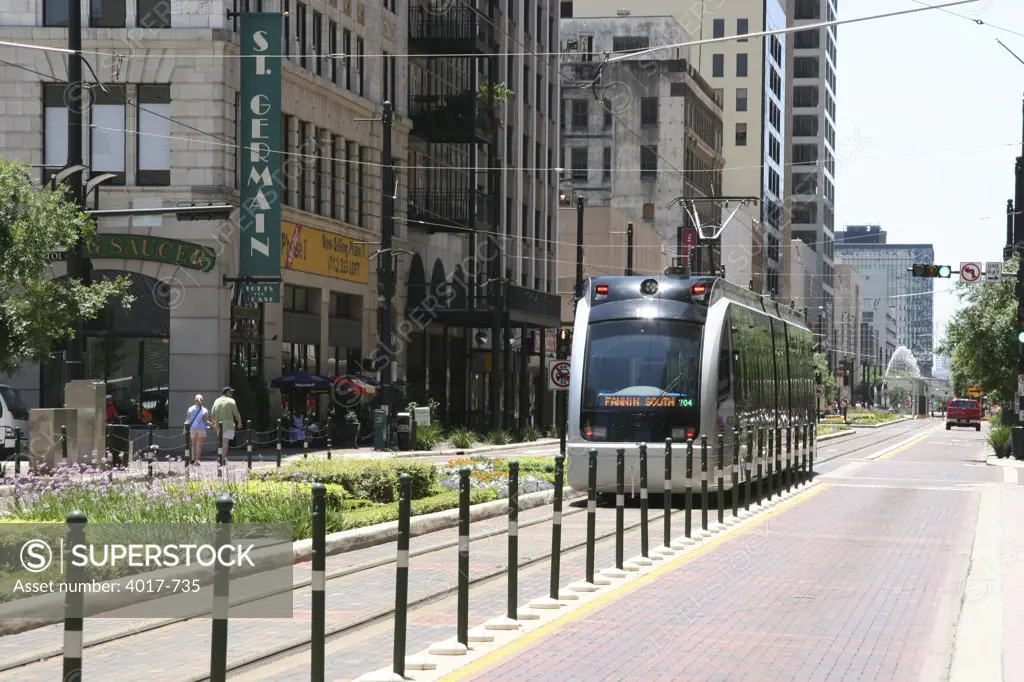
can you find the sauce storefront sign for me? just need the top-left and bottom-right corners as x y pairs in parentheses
(49, 234), (217, 272)
(281, 222), (369, 283)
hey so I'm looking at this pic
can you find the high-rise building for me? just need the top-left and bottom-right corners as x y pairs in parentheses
(560, 0), (788, 296)
(785, 0), (838, 312)
(835, 227), (935, 377)
(557, 14), (725, 273)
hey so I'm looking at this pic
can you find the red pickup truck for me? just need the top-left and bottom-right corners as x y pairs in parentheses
(946, 398), (982, 431)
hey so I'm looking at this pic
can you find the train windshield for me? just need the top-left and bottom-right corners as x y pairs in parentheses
(580, 319), (702, 442)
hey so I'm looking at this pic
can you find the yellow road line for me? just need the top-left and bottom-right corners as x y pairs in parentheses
(874, 426), (941, 461)
(439, 483), (831, 681)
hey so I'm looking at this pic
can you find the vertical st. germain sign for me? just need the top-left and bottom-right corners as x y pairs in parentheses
(239, 13), (283, 303)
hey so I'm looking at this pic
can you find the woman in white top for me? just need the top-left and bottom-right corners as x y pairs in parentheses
(184, 394), (213, 464)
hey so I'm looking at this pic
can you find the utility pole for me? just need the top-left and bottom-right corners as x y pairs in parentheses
(1015, 95), (1024, 452)
(625, 221), (633, 276)
(378, 101), (395, 416)
(574, 196), (584, 303)
(63, 0), (86, 384)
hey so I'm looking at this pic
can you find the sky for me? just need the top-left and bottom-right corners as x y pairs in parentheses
(833, 0), (1024, 355)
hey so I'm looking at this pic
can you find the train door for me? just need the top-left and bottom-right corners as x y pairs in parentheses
(716, 308), (736, 435)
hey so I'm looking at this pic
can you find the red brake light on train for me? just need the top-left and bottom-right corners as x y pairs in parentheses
(595, 285), (609, 295)
(691, 284), (707, 295)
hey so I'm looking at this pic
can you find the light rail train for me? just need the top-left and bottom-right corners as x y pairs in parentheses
(566, 270), (816, 493)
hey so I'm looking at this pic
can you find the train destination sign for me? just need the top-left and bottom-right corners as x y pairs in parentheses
(598, 395), (694, 408)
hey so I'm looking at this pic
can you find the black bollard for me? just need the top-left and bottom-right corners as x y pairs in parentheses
(105, 424), (113, 468)
(246, 420), (253, 470)
(717, 434), (725, 525)
(185, 429), (192, 467)
(775, 426), (782, 496)
(62, 510), (87, 682)
(311, 483), (326, 682)
(209, 495), (234, 682)
(327, 411), (333, 460)
(810, 420), (815, 477)
(745, 428), (753, 512)
(458, 467), (470, 645)
(786, 425), (793, 493)
(684, 438), (693, 538)
(803, 421), (810, 483)
(766, 427), (774, 501)
(303, 418), (309, 459)
(586, 449), (597, 584)
(639, 444), (649, 558)
(507, 461), (519, 620)
(217, 422), (225, 476)
(756, 426), (764, 504)
(732, 428), (740, 518)
(549, 456), (565, 598)
(663, 438), (673, 548)
(14, 427), (22, 475)
(61, 425), (68, 460)
(276, 417), (283, 467)
(615, 448), (624, 569)
(148, 422), (156, 453)
(392, 474), (412, 677)
(700, 435), (709, 531)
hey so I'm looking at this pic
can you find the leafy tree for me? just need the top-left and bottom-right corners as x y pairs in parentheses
(813, 352), (836, 400)
(887, 385), (910, 410)
(938, 256), (1017, 403)
(0, 158), (132, 375)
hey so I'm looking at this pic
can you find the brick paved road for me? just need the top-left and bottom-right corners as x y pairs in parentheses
(0, 420), (941, 681)
(443, 421), (1011, 682)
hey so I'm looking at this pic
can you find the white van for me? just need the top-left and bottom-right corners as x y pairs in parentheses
(0, 384), (30, 456)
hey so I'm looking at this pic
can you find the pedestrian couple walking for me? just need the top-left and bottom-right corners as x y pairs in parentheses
(184, 387), (243, 465)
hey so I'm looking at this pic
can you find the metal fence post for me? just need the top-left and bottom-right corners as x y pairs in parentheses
(662, 438), (673, 550)
(217, 422), (225, 476)
(105, 424), (113, 468)
(62, 510), (87, 682)
(587, 449), (597, 582)
(392, 474), (412, 676)
(550, 456), (565, 594)
(311, 483), (326, 682)
(209, 495), (234, 682)
(276, 417), (283, 467)
(700, 435), (709, 531)
(757, 426), (764, 504)
(766, 427), (774, 501)
(185, 429), (192, 467)
(246, 420), (253, 470)
(810, 420), (815, 477)
(786, 424), (793, 493)
(507, 461), (519, 620)
(327, 411), (333, 460)
(147, 422), (155, 454)
(684, 438), (693, 539)
(716, 434), (725, 525)
(775, 426), (782, 497)
(732, 428), (740, 518)
(61, 425), (68, 460)
(639, 444), (649, 557)
(745, 428), (753, 512)
(615, 448), (625, 569)
(303, 418), (309, 459)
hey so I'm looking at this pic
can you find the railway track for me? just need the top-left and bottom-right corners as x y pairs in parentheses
(0, 421), (931, 679)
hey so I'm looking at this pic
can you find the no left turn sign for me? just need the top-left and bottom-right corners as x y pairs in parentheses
(549, 360), (571, 391)
(960, 262), (982, 283)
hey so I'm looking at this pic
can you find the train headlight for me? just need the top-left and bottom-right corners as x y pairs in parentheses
(672, 427), (688, 440)
(640, 279), (659, 296)
(592, 426), (607, 439)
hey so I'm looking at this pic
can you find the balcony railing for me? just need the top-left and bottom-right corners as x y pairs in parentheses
(408, 188), (493, 232)
(409, 5), (497, 53)
(410, 92), (498, 143)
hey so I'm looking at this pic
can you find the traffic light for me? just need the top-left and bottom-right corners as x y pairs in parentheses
(1017, 303), (1024, 344)
(814, 370), (822, 385)
(556, 329), (572, 358)
(911, 264), (952, 278)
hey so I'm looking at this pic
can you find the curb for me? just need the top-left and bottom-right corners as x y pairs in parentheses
(292, 486), (581, 562)
(840, 416), (913, 429)
(984, 454), (1024, 467)
(816, 428), (855, 442)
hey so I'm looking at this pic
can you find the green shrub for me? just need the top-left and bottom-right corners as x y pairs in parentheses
(415, 423), (445, 450)
(521, 426), (541, 442)
(486, 429), (513, 445)
(987, 424), (1011, 456)
(341, 488), (498, 530)
(448, 428), (476, 449)
(252, 459), (437, 502)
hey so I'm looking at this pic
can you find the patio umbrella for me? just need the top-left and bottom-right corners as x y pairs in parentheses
(271, 370), (333, 392)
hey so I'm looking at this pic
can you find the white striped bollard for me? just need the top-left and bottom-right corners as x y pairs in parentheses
(62, 511), (87, 681)
(209, 495), (233, 682)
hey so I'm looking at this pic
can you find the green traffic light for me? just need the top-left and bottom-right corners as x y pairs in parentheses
(1018, 331), (1024, 344)
(938, 265), (951, 278)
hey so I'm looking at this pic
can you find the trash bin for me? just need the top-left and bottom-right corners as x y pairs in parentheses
(396, 412), (412, 451)
(372, 409), (389, 451)
(107, 424), (131, 466)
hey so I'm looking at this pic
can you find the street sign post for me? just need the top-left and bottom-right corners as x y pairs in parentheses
(905, 398), (911, 407)
(548, 359), (571, 391)
(968, 386), (985, 398)
(1018, 374), (1024, 396)
(985, 261), (1003, 283)
(815, 386), (824, 398)
(840, 397), (849, 408)
(960, 262), (982, 283)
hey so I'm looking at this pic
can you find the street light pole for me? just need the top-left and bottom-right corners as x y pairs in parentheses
(574, 197), (584, 304)
(625, 221), (633, 276)
(378, 101), (395, 415)
(63, 0), (87, 384)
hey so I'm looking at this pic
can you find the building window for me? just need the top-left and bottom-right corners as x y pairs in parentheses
(343, 30), (352, 88)
(793, 114), (819, 136)
(570, 147), (587, 180)
(737, 18), (748, 40)
(137, 84), (171, 186)
(524, 66), (530, 104)
(735, 122), (747, 146)
(793, 143), (818, 163)
(357, 147), (365, 226)
(330, 136), (341, 220)
(90, 85), (126, 185)
(298, 121), (310, 211)
(328, 22), (338, 83)
(793, 85), (819, 108)
(43, 84), (69, 183)
(640, 145), (657, 180)
(312, 10), (323, 76)
(560, 0), (572, 18)
(792, 172), (818, 195)
(383, 52), (396, 104)
(537, 74), (543, 113)
(44, 0), (69, 26)
(794, 0), (820, 20)
(736, 53), (748, 77)
(281, 115), (291, 205)
(283, 284), (311, 312)
(611, 36), (650, 52)
(315, 130), (326, 215)
(793, 201), (818, 224)
(642, 203), (654, 221)
(640, 97), (658, 126)
(794, 28), (820, 49)
(137, 0), (170, 28)
(571, 98), (588, 130)
(794, 57), (819, 79)
(712, 54), (724, 77)
(735, 88), (747, 112)
(356, 37), (365, 96)
(712, 18), (724, 39)
(602, 99), (612, 127)
(90, 0), (126, 28)
(297, 3), (308, 69)
(283, 0), (290, 55)
(602, 147), (611, 180)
